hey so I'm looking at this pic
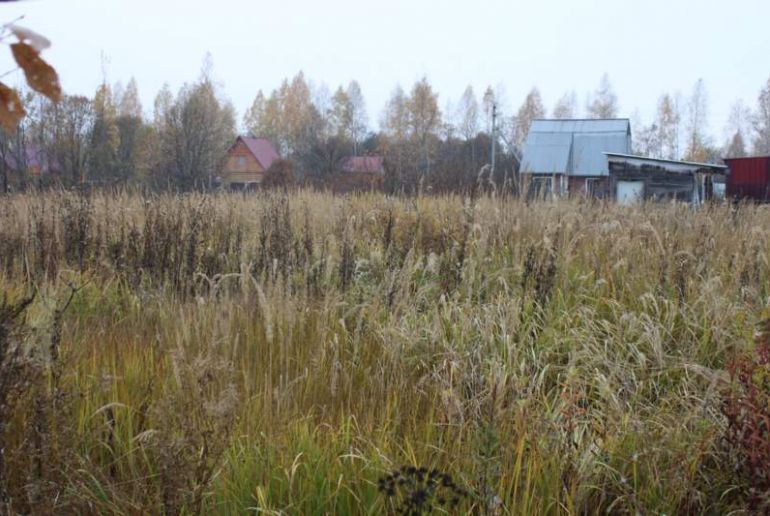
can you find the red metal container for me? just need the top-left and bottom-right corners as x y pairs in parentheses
(725, 156), (770, 201)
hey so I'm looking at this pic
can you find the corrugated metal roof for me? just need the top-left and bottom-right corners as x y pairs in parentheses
(607, 153), (727, 171)
(521, 119), (631, 176)
(572, 133), (630, 176)
(520, 132), (572, 174)
(529, 118), (630, 134)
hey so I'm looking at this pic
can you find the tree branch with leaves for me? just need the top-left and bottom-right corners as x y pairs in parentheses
(0, 21), (60, 133)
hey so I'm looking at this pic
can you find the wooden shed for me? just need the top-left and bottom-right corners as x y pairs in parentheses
(605, 153), (727, 205)
(220, 136), (279, 189)
(724, 156), (770, 202)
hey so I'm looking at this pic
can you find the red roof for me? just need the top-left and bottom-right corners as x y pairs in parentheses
(4, 145), (59, 174)
(340, 156), (384, 174)
(238, 136), (280, 170)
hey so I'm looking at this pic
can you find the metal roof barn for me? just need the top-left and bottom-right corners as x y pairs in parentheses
(724, 156), (770, 201)
(521, 119), (631, 177)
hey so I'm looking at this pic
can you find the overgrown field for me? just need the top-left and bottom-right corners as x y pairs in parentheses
(1, 190), (770, 514)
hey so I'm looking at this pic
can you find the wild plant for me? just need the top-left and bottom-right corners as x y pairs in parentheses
(721, 318), (770, 510)
(0, 292), (34, 509)
(150, 345), (242, 514)
(378, 466), (468, 515)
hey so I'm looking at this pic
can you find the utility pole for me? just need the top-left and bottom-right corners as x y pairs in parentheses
(490, 102), (497, 177)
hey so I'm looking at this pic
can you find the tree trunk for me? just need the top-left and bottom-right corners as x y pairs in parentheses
(1, 163), (7, 194)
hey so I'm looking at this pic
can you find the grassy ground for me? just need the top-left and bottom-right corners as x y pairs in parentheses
(0, 190), (768, 514)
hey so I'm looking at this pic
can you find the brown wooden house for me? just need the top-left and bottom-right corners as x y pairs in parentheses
(220, 136), (279, 189)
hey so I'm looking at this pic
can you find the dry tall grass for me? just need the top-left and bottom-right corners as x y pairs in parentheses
(0, 190), (768, 513)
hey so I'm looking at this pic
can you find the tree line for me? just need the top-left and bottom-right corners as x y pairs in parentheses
(2, 62), (770, 193)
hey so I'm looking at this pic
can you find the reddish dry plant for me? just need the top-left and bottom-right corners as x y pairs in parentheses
(722, 319), (770, 510)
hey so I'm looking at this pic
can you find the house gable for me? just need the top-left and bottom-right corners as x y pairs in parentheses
(521, 119), (632, 177)
(221, 137), (279, 187)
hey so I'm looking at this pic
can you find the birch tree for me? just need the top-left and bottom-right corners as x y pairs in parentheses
(381, 85), (409, 139)
(328, 86), (352, 140)
(586, 74), (618, 119)
(455, 85), (479, 141)
(346, 80), (368, 154)
(242, 90), (266, 136)
(684, 79), (710, 162)
(753, 77), (770, 154)
(514, 87), (545, 148)
(724, 99), (751, 158)
(407, 77), (441, 175)
(88, 83), (120, 181)
(154, 75), (236, 189)
(115, 77), (145, 182)
(119, 78), (142, 119)
(656, 93), (680, 160)
(553, 91), (578, 119)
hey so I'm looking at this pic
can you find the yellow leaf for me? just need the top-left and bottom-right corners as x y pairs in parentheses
(11, 42), (61, 102)
(0, 82), (26, 133)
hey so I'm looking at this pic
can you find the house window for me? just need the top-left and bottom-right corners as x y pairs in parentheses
(585, 178), (602, 197)
(236, 156), (246, 168)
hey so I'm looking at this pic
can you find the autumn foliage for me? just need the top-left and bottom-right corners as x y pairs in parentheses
(0, 23), (60, 132)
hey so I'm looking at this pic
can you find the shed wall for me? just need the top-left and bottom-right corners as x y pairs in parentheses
(726, 157), (770, 201)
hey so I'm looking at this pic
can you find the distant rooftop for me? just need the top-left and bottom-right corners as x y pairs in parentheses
(238, 136), (280, 170)
(605, 152), (727, 173)
(529, 118), (631, 134)
(340, 156), (384, 174)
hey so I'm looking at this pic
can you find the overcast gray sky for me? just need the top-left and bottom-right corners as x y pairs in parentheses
(2, 0), (769, 141)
